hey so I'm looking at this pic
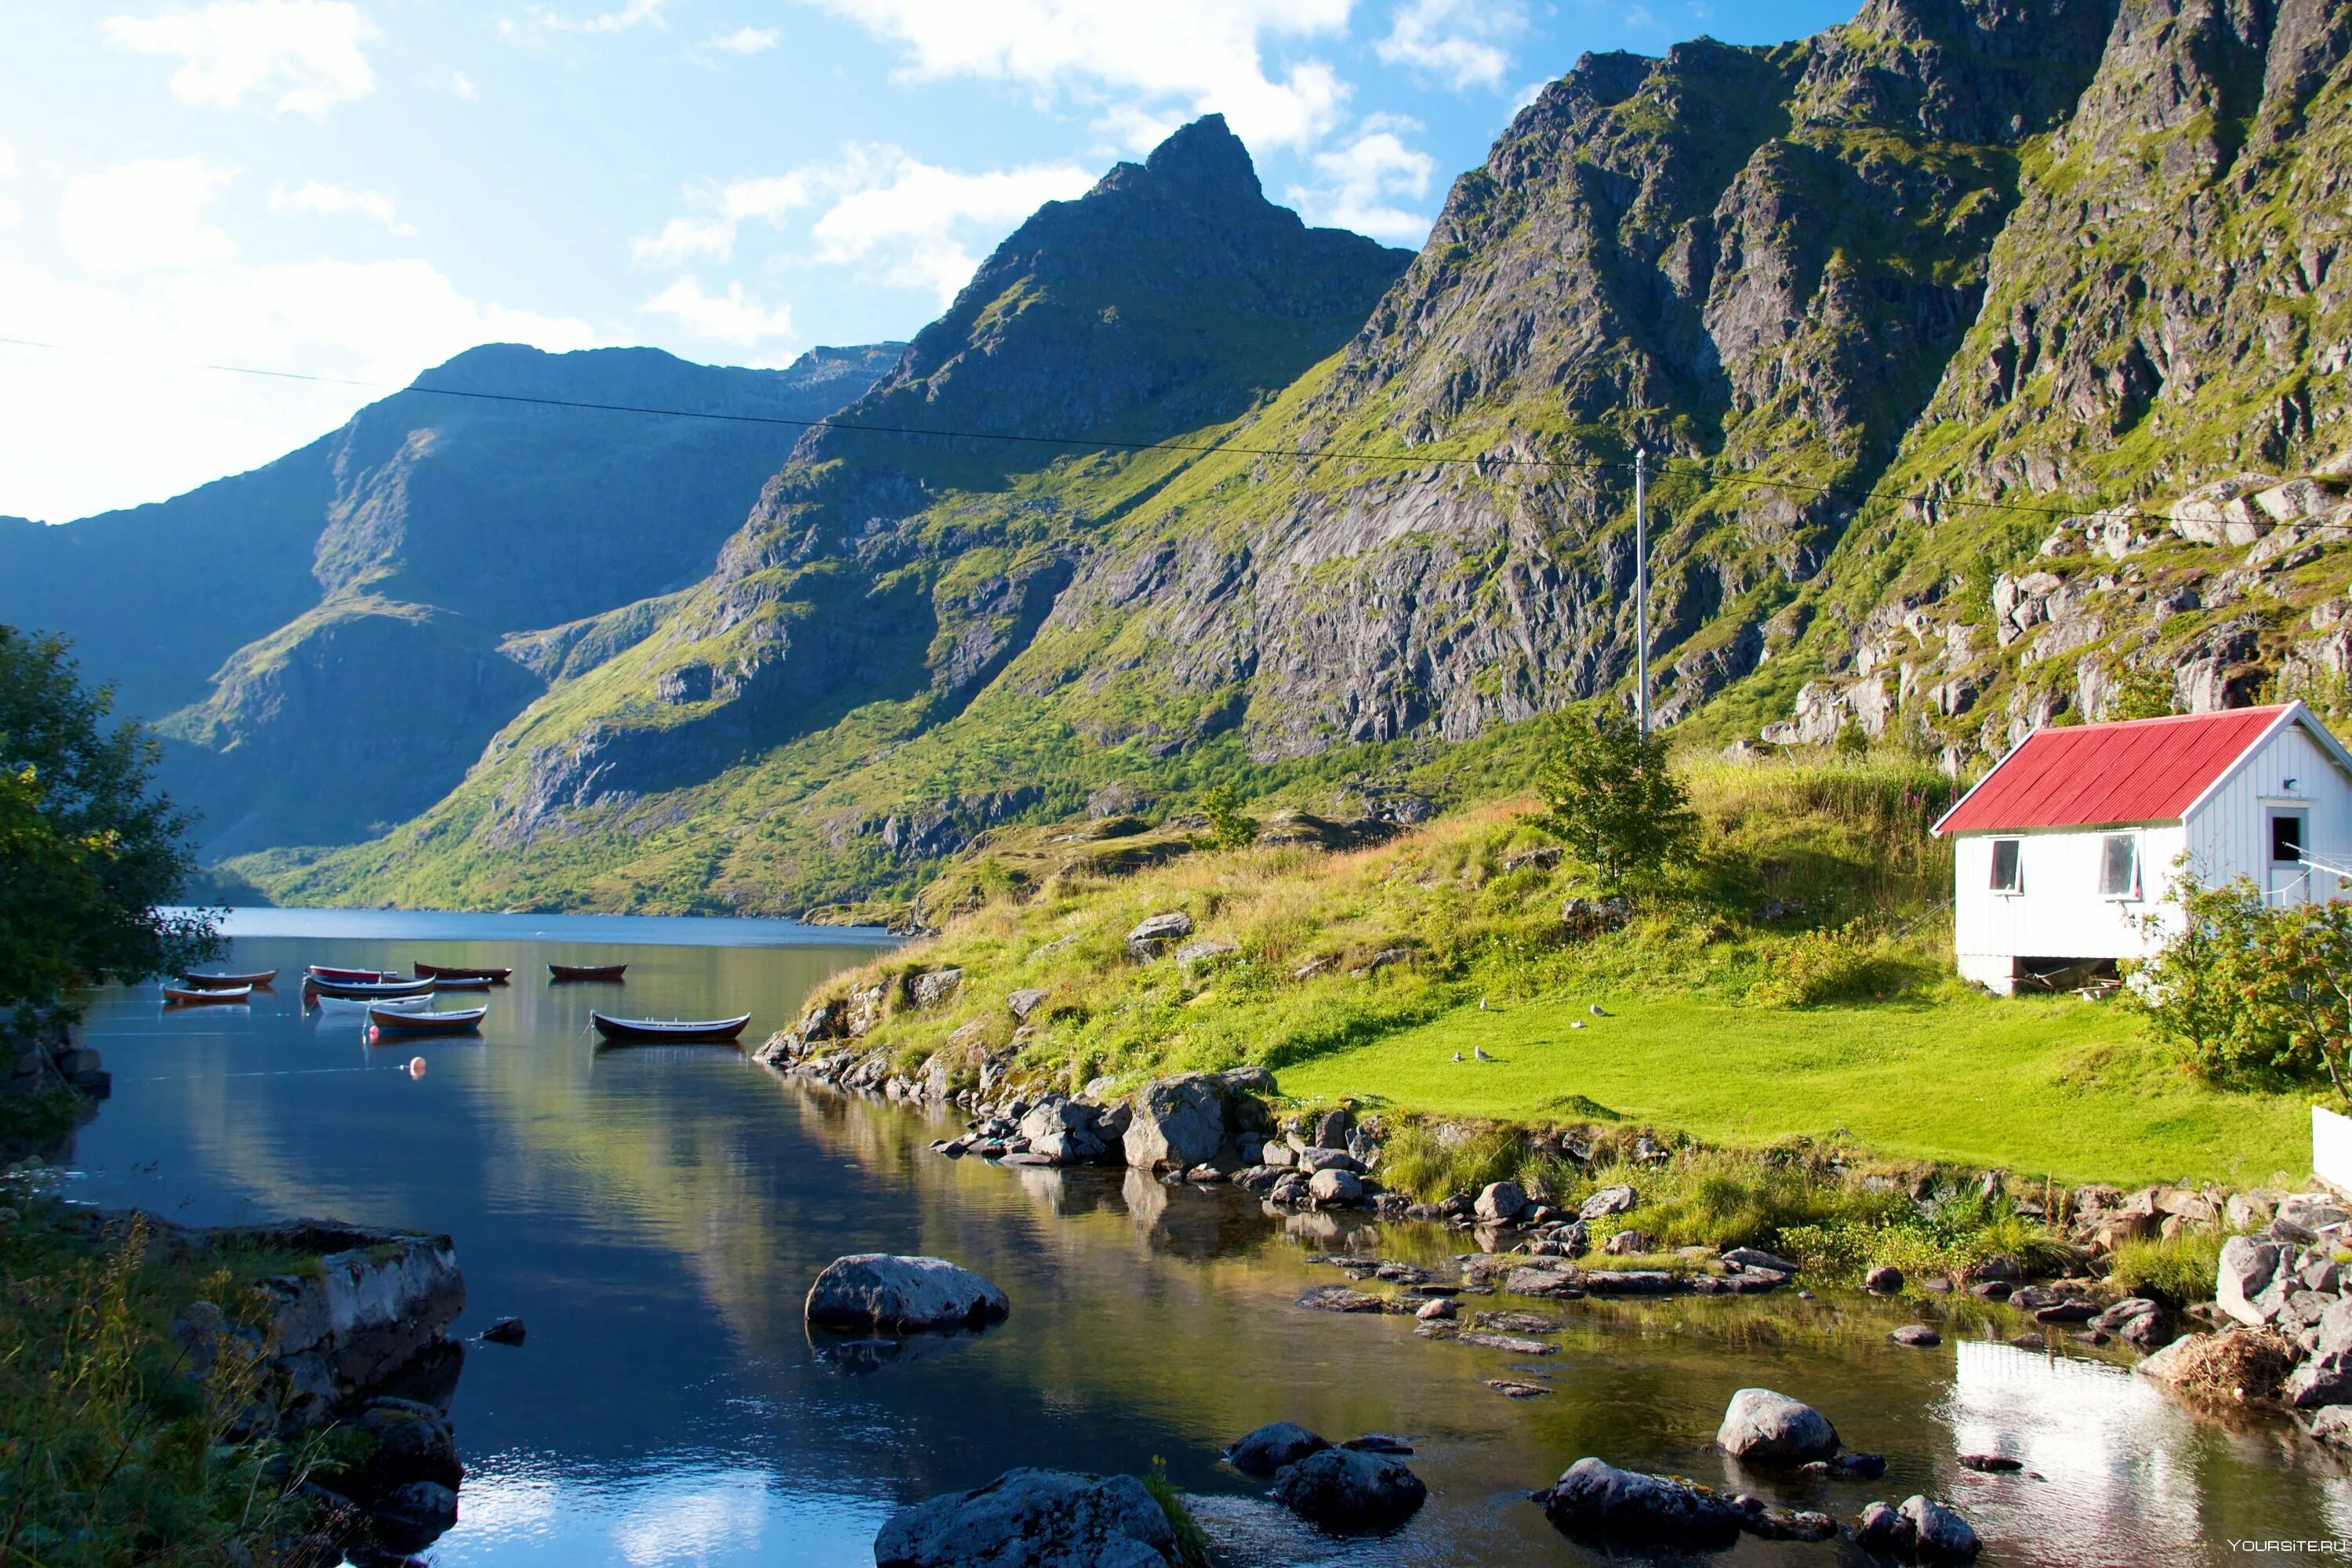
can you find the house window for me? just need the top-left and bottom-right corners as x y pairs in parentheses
(2272, 813), (2304, 865)
(1988, 838), (2021, 894)
(2098, 833), (2140, 899)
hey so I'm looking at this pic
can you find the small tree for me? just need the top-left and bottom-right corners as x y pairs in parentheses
(0, 628), (216, 1007)
(2130, 873), (2352, 1104)
(1200, 782), (1260, 850)
(1535, 703), (1697, 885)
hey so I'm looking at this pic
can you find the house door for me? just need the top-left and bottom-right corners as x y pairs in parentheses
(2270, 810), (2311, 905)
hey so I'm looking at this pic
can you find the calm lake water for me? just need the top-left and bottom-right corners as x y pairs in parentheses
(60, 913), (2352, 1565)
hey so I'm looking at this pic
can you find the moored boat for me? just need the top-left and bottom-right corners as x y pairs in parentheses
(312, 992), (433, 1011)
(414, 962), (513, 982)
(305, 975), (437, 1000)
(180, 969), (277, 989)
(550, 963), (628, 982)
(368, 1005), (487, 1035)
(428, 974), (495, 992)
(309, 964), (402, 983)
(590, 1010), (750, 1044)
(164, 983), (251, 1005)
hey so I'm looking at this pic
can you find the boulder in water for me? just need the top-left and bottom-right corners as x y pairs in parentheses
(1223, 1420), (1329, 1477)
(873, 1468), (1178, 1568)
(804, 1255), (1009, 1333)
(1716, 1388), (1838, 1463)
(1533, 1457), (1743, 1550)
(1269, 1445), (1427, 1530)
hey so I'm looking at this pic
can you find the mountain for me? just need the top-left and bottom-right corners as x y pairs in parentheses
(169, 9), (2352, 912)
(0, 342), (902, 854)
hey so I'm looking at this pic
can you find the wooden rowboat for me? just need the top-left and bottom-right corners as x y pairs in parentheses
(590, 1010), (750, 1044)
(550, 963), (628, 982)
(310, 964), (401, 983)
(180, 969), (277, 989)
(306, 975), (436, 1000)
(414, 962), (512, 982)
(368, 1005), (486, 1034)
(165, 984), (251, 1005)
(313, 992), (433, 1011)
(428, 974), (495, 992)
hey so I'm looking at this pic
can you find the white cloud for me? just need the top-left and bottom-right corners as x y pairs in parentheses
(450, 68), (478, 97)
(501, 0), (668, 40)
(1375, 0), (1523, 90)
(642, 277), (794, 347)
(0, 140), (16, 180)
(634, 146), (1094, 304)
(103, 1), (377, 116)
(1286, 114), (1432, 242)
(800, 0), (1353, 148)
(60, 158), (241, 272)
(806, 147), (1095, 302)
(269, 179), (416, 236)
(0, 199), (19, 231)
(1093, 103), (1184, 154)
(0, 256), (599, 520)
(702, 24), (779, 54)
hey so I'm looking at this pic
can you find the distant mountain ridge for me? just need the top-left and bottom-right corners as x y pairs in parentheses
(0, 341), (902, 853)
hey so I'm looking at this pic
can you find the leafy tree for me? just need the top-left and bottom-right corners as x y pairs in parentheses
(2105, 663), (2177, 720)
(1535, 703), (1697, 885)
(0, 628), (216, 1007)
(2129, 873), (2352, 1104)
(1200, 782), (1260, 850)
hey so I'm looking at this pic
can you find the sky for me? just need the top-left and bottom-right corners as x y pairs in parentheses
(0, 0), (1858, 522)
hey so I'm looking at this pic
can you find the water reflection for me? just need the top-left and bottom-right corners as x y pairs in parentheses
(60, 922), (2352, 1566)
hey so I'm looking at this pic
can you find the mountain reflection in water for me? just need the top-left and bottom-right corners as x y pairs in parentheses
(62, 921), (2352, 1566)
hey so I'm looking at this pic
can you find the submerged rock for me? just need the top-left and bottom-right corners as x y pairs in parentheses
(873, 1468), (1178, 1568)
(804, 1255), (1009, 1334)
(1224, 1421), (1329, 1477)
(1717, 1388), (1838, 1463)
(1269, 1445), (1428, 1530)
(1533, 1457), (1743, 1550)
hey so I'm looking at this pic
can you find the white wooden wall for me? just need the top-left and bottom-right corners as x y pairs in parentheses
(2181, 721), (2352, 900)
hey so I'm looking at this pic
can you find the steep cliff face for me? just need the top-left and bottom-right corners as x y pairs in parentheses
(230, 2), (2352, 912)
(0, 343), (902, 853)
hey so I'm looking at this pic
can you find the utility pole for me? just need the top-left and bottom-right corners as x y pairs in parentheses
(1634, 447), (1650, 736)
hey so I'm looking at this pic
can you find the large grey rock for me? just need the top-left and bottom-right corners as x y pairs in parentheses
(1268, 1445), (1427, 1530)
(1900, 1495), (1980, 1560)
(2278, 1193), (2351, 1238)
(247, 1226), (466, 1407)
(2288, 1298), (2352, 1408)
(1580, 1185), (1637, 1220)
(1717, 1388), (1839, 1463)
(1123, 1073), (1228, 1170)
(2217, 1235), (2286, 1326)
(1721, 1247), (1799, 1275)
(1018, 1096), (1112, 1164)
(908, 968), (964, 1009)
(804, 1255), (1010, 1333)
(1476, 1181), (1529, 1224)
(1295, 1146), (1363, 1174)
(1224, 1421), (1329, 1477)
(1006, 988), (1049, 1022)
(2089, 1297), (2169, 1347)
(1534, 1457), (1743, 1549)
(1308, 1168), (1363, 1206)
(873, 1468), (1178, 1568)
(1125, 912), (1195, 963)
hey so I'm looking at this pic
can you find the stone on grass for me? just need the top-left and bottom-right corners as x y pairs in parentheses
(907, 968), (964, 1009)
(805, 1255), (1009, 1334)
(1580, 1185), (1638, 1221)
(1269, 1446), (1427, 1530)
(1125, 913), (1195, 964)
(1475, 1181), (1529, 1224)
(873, 1468), (1178, 1568)
(1223, 1421), (1328, 1477)
(1717, 1388), (1838, 1463)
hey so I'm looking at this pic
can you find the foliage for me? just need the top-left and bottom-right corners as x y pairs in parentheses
(2106, 1230), (2230, 1306)
(2104, 663), (2179, 720)
(1535, 705), (1699, 886)
(0, 1083), (86, 1162)
(1744, 918), (1918, 1007)
(0, 629), (216, 1005)
(0, 1202), (336, 1565)
(2129, 875), (2352, 1103)
(1142, 1459), (1212, 1568)
(1200, 782), (1260, 850)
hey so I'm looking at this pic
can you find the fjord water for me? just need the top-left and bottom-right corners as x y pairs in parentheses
(65, 916), (2348, 1565)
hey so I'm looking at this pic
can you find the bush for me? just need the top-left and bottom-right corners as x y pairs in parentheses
(1745, 920), (1909, 1007)
(2129, 876), (2352, 1102)
(1535, 704), (1697, 887)
(2107, 1232), (2227, 1305)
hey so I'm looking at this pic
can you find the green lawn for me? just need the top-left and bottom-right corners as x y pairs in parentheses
(1276, 992), (2312, 1189)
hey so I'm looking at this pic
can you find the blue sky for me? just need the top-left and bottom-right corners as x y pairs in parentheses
(0, 0), (1857, 521)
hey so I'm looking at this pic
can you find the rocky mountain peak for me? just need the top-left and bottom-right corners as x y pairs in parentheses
(1137, 112), (1263, 201)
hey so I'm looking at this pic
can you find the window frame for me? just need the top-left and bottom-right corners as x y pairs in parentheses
(2096, 832), (2141, 902)
(2270, 811), (2307, 866)
(1987, 837), (2022, 895)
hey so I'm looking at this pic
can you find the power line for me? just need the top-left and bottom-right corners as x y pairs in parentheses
(0, 333), (2185, 531)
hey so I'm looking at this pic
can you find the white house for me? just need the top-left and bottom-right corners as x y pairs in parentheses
(1930, 702), (2352, 993)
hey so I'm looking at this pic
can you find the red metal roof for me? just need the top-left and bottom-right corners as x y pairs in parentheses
(1934, 706), (2292, 834)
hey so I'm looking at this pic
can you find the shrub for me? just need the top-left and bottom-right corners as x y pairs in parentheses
(2129, 875), (2352, 1102)
(1746, 920), (1907, 1007)
(1535, 704), (1697, 887)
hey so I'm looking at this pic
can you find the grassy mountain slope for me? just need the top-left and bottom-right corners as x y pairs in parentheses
(0, 343), (902, 855)
(251, 0), (2352, 913)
